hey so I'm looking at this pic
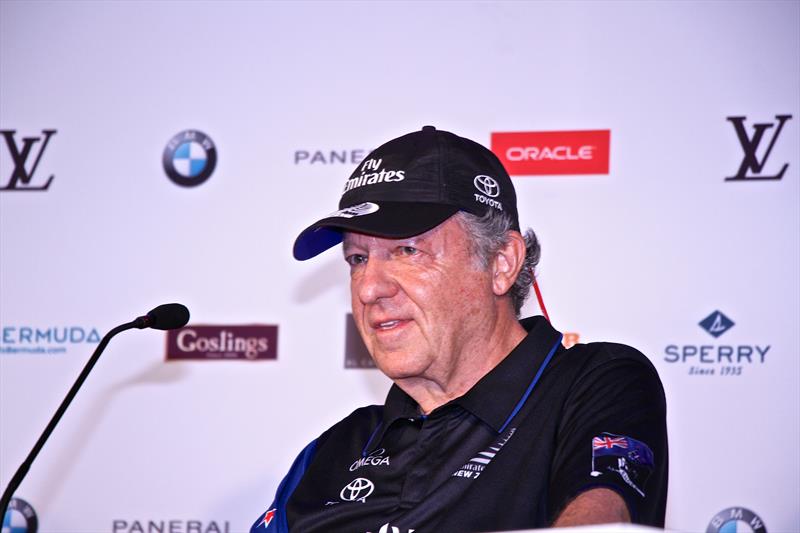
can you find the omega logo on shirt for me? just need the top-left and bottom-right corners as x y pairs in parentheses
(349, 448), (392, 471)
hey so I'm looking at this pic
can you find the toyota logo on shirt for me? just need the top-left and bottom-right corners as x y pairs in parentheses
(340, 478), (375, 502)
(473, 175), (500, 197)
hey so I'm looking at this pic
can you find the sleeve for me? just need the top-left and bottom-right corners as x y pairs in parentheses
(546, 344), (668, 526)
(250, 438), (320, 533)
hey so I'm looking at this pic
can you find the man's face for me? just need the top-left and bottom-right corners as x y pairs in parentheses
(343, 216), (497, 385)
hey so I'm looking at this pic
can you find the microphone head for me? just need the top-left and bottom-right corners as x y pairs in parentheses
(145, 303), (190, 330)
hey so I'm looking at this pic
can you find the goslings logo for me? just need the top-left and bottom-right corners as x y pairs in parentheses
(166, 325), (278, 361)
(707, 507), (767, 533)
(491, 130), (610, 176)
(342, 158), (405, 193)
(2, 497), (38, 533)
(0, 129), (57, 191)
(294, 149), (369, 165)
(726, 114), (792, 181)
(0, 325), (101, 355)
(162, 130), (217, 187)
(664, 311), (769, 376)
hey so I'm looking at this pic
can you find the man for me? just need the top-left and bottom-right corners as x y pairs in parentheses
(252, 126), (667, 532)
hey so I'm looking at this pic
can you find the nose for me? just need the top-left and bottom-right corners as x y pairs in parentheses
(354, 256), (398, 305)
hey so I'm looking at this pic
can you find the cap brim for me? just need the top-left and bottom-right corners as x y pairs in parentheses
(293, 202), (460, 260)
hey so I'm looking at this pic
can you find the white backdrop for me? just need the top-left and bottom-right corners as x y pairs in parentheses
(1, 1), (798, 532)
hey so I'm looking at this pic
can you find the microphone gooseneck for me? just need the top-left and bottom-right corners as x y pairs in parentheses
(0, 303), (190, 517)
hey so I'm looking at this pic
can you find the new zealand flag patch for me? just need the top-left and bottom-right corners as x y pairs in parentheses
(590, 432), (654, 497)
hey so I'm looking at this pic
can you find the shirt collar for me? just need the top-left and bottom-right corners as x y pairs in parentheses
(362, 382), (418, 454)
(455, 315), (563, 432)
(373, 316), (563, 447)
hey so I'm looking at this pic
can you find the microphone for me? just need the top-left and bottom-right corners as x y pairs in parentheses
(0, 303), (191, 517)
(134, 303), (190, 330)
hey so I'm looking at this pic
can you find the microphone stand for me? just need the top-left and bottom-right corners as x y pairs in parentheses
(0, 318), (144, 517)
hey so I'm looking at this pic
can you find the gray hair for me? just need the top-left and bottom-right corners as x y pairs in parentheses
(453, 210), (541, 317)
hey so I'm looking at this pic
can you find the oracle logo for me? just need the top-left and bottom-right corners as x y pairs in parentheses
(492, 130), (610, 175)
(506, 145), (595, 162)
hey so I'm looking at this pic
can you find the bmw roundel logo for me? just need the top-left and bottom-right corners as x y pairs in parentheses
(2, 497), (38, 533)
(706, 507), (767, 533)
(162, 130), (217, 187)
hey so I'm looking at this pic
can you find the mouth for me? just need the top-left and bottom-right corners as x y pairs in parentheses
(372, 318), (410, 332)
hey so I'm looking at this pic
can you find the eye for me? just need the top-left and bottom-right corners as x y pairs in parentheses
(399, 246), (418, 256)
(345, 254), (367, 266)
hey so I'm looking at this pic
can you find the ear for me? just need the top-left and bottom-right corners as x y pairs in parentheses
(491, 231), (526, 297)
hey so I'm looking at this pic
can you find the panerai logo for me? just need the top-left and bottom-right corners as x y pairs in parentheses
(342, 158), (405, 193)
(112, 519), (230, 533)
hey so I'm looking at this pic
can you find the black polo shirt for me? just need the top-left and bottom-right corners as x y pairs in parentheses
(251, 316), (668, 533)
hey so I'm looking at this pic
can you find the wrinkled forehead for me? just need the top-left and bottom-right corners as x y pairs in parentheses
(342, 214), (469, 251)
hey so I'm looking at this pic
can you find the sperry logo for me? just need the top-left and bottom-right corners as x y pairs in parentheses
(726, 114), (793, 181)
(342, 157), (405, 193)
(698, 311), (735, 338)
(0, 129), (57, 191)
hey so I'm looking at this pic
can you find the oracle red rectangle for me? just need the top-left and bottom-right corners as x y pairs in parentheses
(166, 324), (278, 361)
(491, 130), (610, 175)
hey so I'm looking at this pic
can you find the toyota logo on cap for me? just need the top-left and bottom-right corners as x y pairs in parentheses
(474, 175), (500, 197)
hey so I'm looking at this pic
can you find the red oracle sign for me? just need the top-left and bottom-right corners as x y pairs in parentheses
(491, 130), (611, 176)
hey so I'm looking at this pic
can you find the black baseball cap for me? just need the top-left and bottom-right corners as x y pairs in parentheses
(293, 126), (519, 260)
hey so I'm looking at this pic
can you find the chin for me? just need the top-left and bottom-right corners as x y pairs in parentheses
(371, 352), (428, 381)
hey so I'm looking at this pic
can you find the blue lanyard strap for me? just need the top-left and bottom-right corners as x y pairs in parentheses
(498, 334), (563, 433)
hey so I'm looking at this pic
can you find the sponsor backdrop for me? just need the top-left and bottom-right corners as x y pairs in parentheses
(1, 1), (798, 532)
